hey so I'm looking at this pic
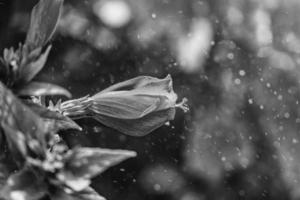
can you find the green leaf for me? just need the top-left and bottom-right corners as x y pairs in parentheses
(19, 45), (52, 82)
(57, 148), (136, 191)
(18, 82), (71, 98)
(25, 0), (63, 49)
(0, 168), (47, 200)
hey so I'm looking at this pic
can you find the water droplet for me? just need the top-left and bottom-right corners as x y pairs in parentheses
(248, 98), (253, 104)
(239, 70), (246, 76)
(234, 78), (241, 85)
(284, 112), (290, 118)
(227, 53), (234, 60)
(154, 184), (161, 191)
(293, 138), (299, 144)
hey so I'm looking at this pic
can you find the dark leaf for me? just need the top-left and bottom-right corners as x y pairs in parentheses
(0, 131), (16, 188)
(0, 174), (6, 190)
(0, 168), (47, 200)
(25, 0), (63, 49)
(57, 148), (136, 191)
(0, 123), (27, 164)
(18, 82), (71, 98)
(25, 101), (82, 131)
(0, 82), (48, 157)
(52, 187), (106, 200)
(0, 163), (11, 191)
(0, 59), (8, 82)
(0, 128), (4, 149)
(74, 187), (106, 200)
(20, 45), (51, 82)
(66, 147), (137, 177)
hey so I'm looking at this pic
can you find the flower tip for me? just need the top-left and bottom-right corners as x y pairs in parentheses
(124, 150), (137, 157)
(165, 74), (173, 83)
(163, 74), (174, 92)
(131, 151), (138, 157)
(176, 97), (189, 113)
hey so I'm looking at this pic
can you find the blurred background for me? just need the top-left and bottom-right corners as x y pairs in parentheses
(2, 0), (300, 199)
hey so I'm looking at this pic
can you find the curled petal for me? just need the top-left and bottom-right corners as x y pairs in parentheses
(91, 94), (161, 119)
(94, 74), (177, 104)
(96, 76), (160, 94)
(93, 108), (176, 136)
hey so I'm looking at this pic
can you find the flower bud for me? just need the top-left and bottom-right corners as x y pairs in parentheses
(89, 75), (188, 136)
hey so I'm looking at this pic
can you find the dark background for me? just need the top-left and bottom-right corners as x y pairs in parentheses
(2, 0), (300, 199)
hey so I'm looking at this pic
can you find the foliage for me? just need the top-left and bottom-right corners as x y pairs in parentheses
(0, 1), (187, 200)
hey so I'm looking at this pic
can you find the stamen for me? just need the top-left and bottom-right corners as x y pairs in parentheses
(175, 97), (189, 113)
